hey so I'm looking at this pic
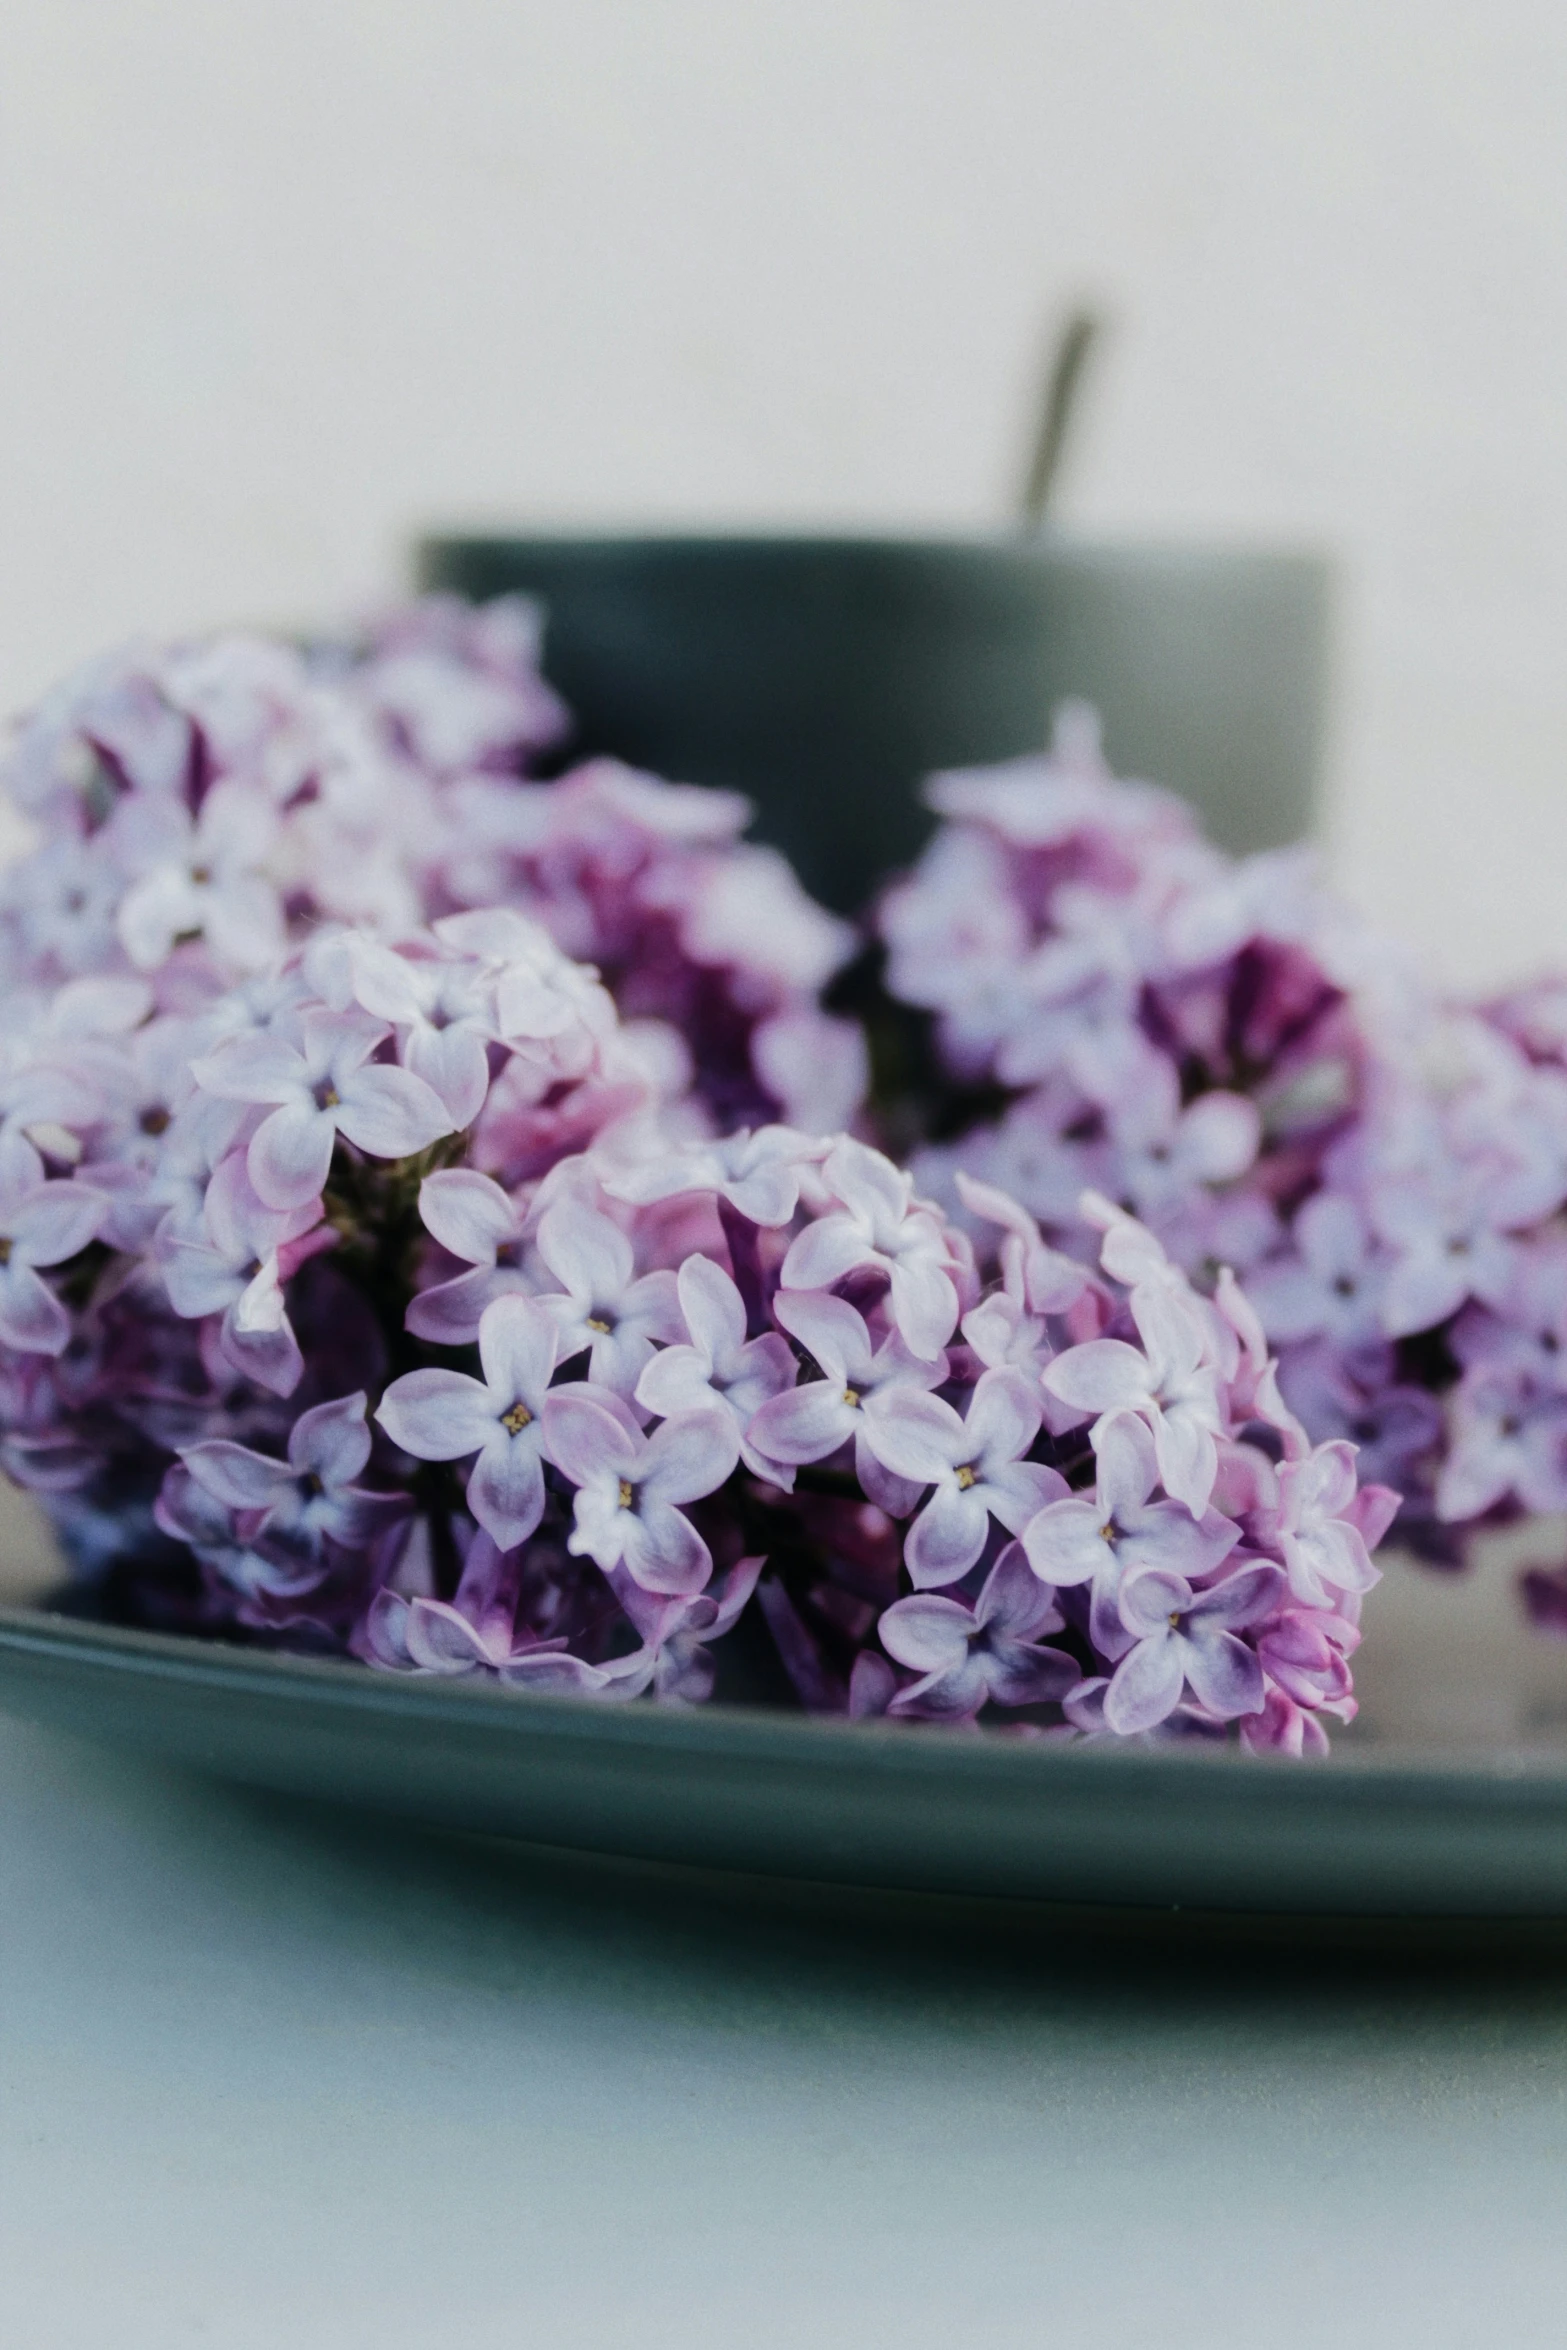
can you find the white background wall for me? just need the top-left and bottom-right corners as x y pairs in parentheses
(0, 0), (1564, 985)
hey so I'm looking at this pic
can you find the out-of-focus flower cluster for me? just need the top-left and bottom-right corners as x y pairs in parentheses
(876, 707), (1567, 1592)
(0, 595), (864, 1140)
(0, 870), (1385, 1746)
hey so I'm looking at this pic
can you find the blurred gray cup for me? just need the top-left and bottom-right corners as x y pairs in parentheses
(417, 528), (1330, 916)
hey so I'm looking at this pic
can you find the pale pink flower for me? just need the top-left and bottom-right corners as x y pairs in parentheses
(432, 908), (615, 1066)
(1043, 1277), (1226, 1514)
(1434, 1368), (1567, 1524)
(181, 1392), (406, 1564)
(1085, 1047), (1262, 1226)
(954, 1171), (1091, 1316)
(360, 1531), (632, 1693)
(673, 841), (855, 997)
(604, 1125), (822, 1226)
(608, 1553), (766, 1703)
(1105, 1558), (1284, 1735)
(342, 936), (498, 1128)
(748, 1013), (870, 1138)
(406, 1168), (532, 1344)
(1369, 1163), (1519, 1340)
(0, 1134), (105, 1355)
(111, 781), (287, 974)
(1021, 1410), (1240, 1657)
(1245, 1191), (1390, 1349)
(749, 1289), (948, 1513)
(157, 1148), (323, 1396)
(1254, 1602), (1358, 1716)
(365, 1591), (629, 1695)
(1275, 1439), (1382, 1606)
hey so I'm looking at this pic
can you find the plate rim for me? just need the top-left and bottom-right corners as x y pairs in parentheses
(5, 1599), (1567, 1815)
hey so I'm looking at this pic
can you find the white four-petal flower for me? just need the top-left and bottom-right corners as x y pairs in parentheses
(779, 1137), (962, 1361)
(541, 1390), (739, 1596)
(747, 1290), (948, 1513)
(534, 1197), (683, 1396)
(1022, 1410), (1240, 1656)
(634, 1255), (796, 1475)
(1043, 1277), (1225, 1514)
(376, 1294), (559, 1549)
(195, 1005), (455, 1211)
(868, 1366), (1067, 1588)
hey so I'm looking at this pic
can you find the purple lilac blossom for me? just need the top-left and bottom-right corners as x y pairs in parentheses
(0, 609), (1403, 1737)
(0, 598), (867, 1146)
(878, 1544), (1079, 1721)
(0, 879), (1374, 1745)
(874, 707), (1567, 1606)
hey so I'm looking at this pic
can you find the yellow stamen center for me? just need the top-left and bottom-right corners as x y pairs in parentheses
(617, 1478), (635, 1510)
(841, 1386), (860, 1408)
(501, 1402), (532, 1436)
(955, 1463), (978, 1490)
(586, 1314), (612, 1334)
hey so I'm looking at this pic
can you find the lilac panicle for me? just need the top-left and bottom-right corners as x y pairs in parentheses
(875, 704), (1567, 1599)
(0, 869), (1374, 1744)
(0, 613), (1387, 1746)
(0, 598), (866, 1145)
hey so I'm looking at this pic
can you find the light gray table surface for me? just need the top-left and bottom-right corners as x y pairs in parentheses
(2, 1701), (1566, 2349)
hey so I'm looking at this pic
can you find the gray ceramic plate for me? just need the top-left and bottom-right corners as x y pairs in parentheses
(4, 1505), (1567, 1919)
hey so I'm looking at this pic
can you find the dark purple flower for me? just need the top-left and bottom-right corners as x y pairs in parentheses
(181, 1391), (406, 1566)
(879, 1544), (1079, 1720)
(1105, 1558), (1284, 1735)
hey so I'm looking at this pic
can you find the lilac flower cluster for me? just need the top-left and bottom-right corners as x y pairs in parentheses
(304, 1147), (1388, 1750)
(0, 612), (1392, 1746)
(0, 913), (638, 1580)
(875, 707), (1567, 1581)
(0, 861), (1385, 1748)
(0, 595), (864, 1139)
(411, 747), (866, 1138)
